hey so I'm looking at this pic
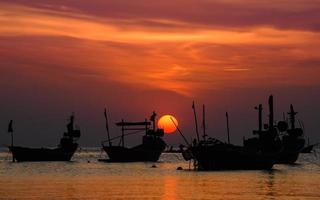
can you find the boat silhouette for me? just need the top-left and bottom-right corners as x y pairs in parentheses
(301, 136), (317, 153)
(275, 105), (305, 163)
(101, 111), (166, 162)
(180, 96), (281, 170)
(8, 114), (80, 162)
(301, 144), (315, 153)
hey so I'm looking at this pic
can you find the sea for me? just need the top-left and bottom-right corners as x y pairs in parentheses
(0, 148), (319, 200)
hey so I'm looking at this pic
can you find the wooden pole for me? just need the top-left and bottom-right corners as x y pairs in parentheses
(11, 131), (14, 162)
(269, 95), (274, 130)
(170, 117), (190, 146)
(192, 101), (200, 142)
(8, 120), (14, 162)
(121, 119), (125, 147)
(255, 104), (262, 133)
(104, 108), (112, 147)
(202, 104), (207, 140)
(226, 112), (230, 144)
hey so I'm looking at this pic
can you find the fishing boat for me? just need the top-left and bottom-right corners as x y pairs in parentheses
(8, 114), (80, 162)
(276, 105), (305, 163)
(180, 96), (281, 170)
(101, 111), (166, 162)
(301, 144), (315, 153)
(301, 138), (317, 153)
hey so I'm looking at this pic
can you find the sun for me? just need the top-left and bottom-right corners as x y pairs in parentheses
(157, 115), (178, 134)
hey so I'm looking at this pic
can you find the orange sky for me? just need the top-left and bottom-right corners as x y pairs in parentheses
(0, 0), (320, 146)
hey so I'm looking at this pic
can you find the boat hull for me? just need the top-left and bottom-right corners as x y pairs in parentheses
(9, 145), (78, 162)
(276, 136), (305, 164)
(190, 144), (276, 170)
(103, 145), (164, 162)
(301, 145), (314, 153)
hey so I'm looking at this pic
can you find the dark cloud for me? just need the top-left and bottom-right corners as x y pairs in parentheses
(3, 0), (320, 31)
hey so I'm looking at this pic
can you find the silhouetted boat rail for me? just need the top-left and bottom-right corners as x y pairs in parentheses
(101, 129), (145, 146)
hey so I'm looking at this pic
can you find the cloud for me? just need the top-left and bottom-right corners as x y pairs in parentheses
(2, 0), (320, 31)
(0, 1), (320, 96)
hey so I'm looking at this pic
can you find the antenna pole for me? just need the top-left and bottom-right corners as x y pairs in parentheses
(202, 104), (207, 140)
(226, 112), (230, 144)
(192, 101), (200, 142)
(104, 108), (112, 146)
(170, 117), (190, 146)
(288, 104), (297, 129)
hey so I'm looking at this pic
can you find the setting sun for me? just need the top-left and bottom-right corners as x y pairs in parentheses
(157, 115), (178, 134)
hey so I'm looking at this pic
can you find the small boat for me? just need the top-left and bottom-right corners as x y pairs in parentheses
(301, 138), (317, 153)
(101, 111), (166, 162)
(8, 114), (80, 162)
(301, 144), (315, 153)
(181, 96), (281, 170)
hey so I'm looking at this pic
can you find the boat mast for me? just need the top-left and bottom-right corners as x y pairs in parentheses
(8, 120), (14, 162)
(255, 104), (263, 133)
(268, 95), (274, 130)
(288, 104), (297, 129)
(104, 108), (112, 146)
(226, 112), (230, 144)
(192, 101), (200, 142)
(202, 105), (207, 141)
(121, 119), (125, 147)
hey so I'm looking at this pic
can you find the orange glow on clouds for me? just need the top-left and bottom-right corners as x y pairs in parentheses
(0, 1), (320, 96)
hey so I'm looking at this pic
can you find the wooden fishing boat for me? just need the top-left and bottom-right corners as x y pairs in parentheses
(181, 96), (281, 171)
(8, 114), (80, 162)
(276, 105), (305, 164)
(101, 111), (166, 162)
(301, 138), (317, 153)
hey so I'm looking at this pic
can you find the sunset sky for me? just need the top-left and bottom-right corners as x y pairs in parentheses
(0, 0), (320, 146)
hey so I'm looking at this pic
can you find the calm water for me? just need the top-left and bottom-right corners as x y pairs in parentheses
(0, 148), (320, 200)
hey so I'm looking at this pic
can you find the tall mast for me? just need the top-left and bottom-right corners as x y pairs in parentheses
(288, 104), (297, 129)
(104, 108), (112, 146)
(8, 120), (14, 162)
(268, 95), (274, 130)
(255, 104), (263, 133)
(192, 101), (200, 142)
(121, 119), (125, 147)
(226, 112), (230, 144)
(202, 104), (207, 140)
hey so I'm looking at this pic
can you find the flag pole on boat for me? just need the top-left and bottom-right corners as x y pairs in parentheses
(192, 101), (200, 142)
(8, 120), (14, 162)
(226, 112), (230, 144)
(104, 108), (112, 147)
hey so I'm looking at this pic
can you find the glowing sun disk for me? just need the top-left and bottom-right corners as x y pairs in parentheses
(157, 115), (178, 134)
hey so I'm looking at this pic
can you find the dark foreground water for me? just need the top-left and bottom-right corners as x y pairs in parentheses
(0, 148), (320, 200)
